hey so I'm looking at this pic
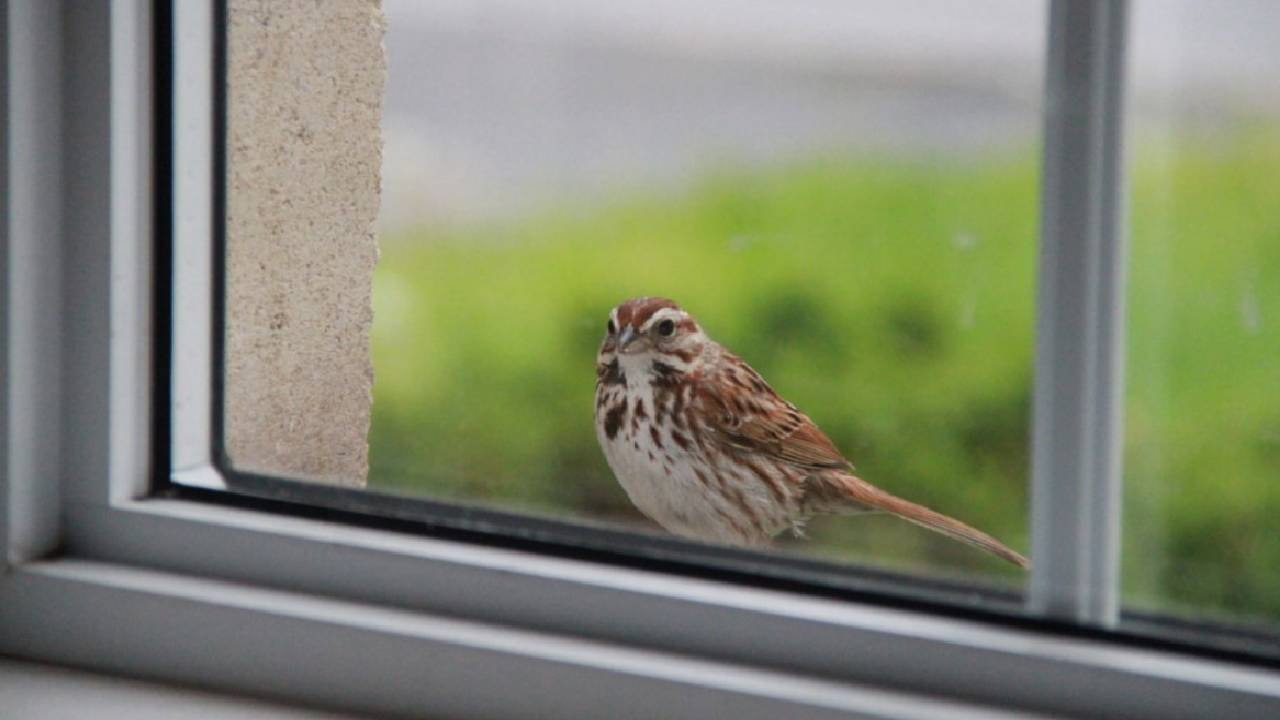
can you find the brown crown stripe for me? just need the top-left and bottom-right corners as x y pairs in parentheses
(615, 296), (679, 329)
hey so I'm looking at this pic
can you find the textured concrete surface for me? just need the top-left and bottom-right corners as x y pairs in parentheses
(225, 0), (385, 485)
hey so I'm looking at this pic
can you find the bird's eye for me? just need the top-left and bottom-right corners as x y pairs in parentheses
(656, 319), (676, 337)
(607, 319), (616, 335)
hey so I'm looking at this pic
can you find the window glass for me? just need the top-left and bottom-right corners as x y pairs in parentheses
(1125, 0), (1280, 628)
(222, 0), (1046, 584)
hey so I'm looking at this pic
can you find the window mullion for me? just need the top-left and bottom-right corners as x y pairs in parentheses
(170, 0), (221, 488)
(1030, 0), (1130, 626)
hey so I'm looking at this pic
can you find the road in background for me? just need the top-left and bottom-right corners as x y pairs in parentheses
(379, 0), (1279, 231)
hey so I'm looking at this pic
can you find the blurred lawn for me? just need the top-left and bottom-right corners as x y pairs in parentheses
(1125, 128), (1280, 627)
(369, 131), (1280, 624)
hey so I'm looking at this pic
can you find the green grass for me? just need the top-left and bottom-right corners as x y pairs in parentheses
(369, 131), (1280, 624)
(1124, 129), (1280, 625)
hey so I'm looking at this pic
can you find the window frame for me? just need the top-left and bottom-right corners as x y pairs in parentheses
(3, 1), (1279, 718)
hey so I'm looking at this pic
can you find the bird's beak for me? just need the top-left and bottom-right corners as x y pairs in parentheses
(617, 326), (646, 354)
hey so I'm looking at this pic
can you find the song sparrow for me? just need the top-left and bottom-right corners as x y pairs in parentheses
(594, 297), (1028, 568)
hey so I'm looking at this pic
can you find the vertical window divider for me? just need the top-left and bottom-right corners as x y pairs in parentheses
(169, 0), (223, 491)
(1030, 0), (1130, 626)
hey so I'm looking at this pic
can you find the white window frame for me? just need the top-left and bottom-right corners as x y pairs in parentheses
(3, 1), (1279, 717)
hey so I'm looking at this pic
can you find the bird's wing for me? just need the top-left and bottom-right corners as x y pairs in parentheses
(697, 358), (851, 471)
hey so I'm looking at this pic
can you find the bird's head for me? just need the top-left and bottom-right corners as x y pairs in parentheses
(597, 297), (708, 376)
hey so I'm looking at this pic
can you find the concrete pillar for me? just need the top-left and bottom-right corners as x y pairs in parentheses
(223, 0), (386, 485)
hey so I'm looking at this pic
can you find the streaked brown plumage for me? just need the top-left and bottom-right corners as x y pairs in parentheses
(594, 296), (1028, 569)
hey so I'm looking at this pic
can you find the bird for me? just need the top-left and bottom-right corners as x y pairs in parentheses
(594, 296), (1028, 569)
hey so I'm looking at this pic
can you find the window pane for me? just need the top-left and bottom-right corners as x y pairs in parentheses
(1125, 0), (1280, 629)
(221, 0), (1045, 585)
(370, 0), (1042, 580)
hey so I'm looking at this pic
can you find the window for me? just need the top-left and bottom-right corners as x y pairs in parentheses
(3, 1), (1279, 718)
(370, 0), (1043, 583)
(214, 0), (1044, 602)
(1123, 0), (1280, 633)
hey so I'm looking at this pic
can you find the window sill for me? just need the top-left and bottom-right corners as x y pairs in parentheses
(0, 556), (1039, 720)
(1, 496), (1274, 718)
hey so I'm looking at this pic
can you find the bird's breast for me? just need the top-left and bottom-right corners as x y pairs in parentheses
(595, 382), (789, 545)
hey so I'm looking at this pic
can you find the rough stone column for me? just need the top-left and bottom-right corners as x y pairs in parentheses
(224, 0), (385, 485)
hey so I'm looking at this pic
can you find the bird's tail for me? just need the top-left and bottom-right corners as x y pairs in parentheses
(806, 472), (1029, 569)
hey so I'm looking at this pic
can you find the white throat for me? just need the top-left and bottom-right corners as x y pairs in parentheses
(617, 352), (657, 390)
